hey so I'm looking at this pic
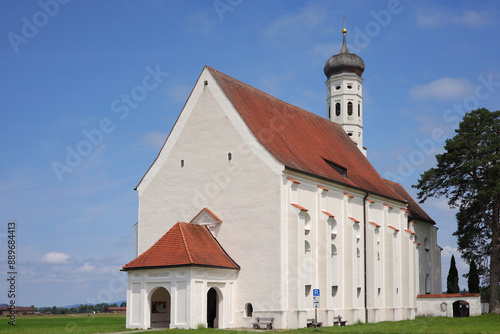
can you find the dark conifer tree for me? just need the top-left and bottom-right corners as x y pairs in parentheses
(447, 255), (460, 293)
(468, 259), (480, 293)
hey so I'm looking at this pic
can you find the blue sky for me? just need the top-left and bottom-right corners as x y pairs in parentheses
(0, 0), (499, 307)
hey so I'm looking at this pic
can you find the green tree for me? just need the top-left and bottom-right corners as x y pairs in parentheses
(447, 255), (460, 293)
(468, 259), (480, 293)
(414, 108), (500, 313)
(120, 302), (126, 307)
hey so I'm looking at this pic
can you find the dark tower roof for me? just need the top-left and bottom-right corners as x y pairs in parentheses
(324, 29), (365, 78)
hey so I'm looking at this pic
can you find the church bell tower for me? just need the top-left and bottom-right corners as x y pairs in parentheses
(324, 25), (366, 155)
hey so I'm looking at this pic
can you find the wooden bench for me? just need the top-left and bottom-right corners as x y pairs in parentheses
(307, 318), (323, 328)
(333, 315), (347, 327)
(252, 317), (274, 329)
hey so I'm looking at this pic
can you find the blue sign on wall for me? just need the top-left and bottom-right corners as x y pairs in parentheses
(313, 289), (320, 296)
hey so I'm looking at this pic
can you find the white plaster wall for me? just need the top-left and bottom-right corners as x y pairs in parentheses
(416, 295), (481, 317)
(126, 267), (238, 329)
(326, 73), (364, 151)
(414, 221), (441, 294)
(280, 171), (419, 326)
(134, 71), (282, 329)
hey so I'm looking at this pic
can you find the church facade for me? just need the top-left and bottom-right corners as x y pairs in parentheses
(122, 30), (442, 329)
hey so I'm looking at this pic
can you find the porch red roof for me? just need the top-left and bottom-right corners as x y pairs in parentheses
(122, 222), (239, 270)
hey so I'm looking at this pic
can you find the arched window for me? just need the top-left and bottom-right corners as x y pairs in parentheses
(228, 152), (232, 161)
(305, 241), (312, 286)
(328, 104), (331, 119)
(358, 103), (361, 117)
(347, 102), (353, 116)
(245, 303), (253, 317)
(356, 248), (362, 287)
(331, 220), (338, 237)
(335, 102), (341, 116)
(376, 251), (381, 291)
(424, 237), (430, 252)
(331, 244), (338, 285)
(425, 274), (431, 294)
(303, 212), (311, 233)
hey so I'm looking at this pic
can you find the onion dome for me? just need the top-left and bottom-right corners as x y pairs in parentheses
(324, 29), (365, 78)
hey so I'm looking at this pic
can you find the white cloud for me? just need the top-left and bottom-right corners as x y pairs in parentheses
(415, 8), (493, 28)
(410, 77), (475, 101)
(77, 262), (95, 273)
(441, 245), (460, 260)
(428, 197), (452, 211)
(41, 252), (71, 264)
(142, 131), (167, 149)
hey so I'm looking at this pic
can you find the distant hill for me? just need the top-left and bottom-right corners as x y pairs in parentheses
(38, 300), (127, 309)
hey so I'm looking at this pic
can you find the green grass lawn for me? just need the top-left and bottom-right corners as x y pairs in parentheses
(0, 313), (129, 334)
(1, 313), (500, 334)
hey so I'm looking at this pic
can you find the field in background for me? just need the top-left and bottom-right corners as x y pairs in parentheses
(1, 313), (500, 333)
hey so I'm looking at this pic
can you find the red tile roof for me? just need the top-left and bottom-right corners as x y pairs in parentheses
(190, 207), (222, 223)
(0, 306), (34, 312)
(384, 179), (435, 224)
(417, 293), (480, 298)
(122, 222), (239, 270)
(207, 67), (405, 203)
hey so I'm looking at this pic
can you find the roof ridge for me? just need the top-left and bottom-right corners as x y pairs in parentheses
(207, 66), (331, 124)
(178, 223), (194, 264)
(208, 66), (408, 204)
(382, 178), (435, 224)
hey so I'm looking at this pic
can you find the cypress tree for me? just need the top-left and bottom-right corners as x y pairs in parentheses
(468, 260), (480, 293)
(447, 255), (460, 293)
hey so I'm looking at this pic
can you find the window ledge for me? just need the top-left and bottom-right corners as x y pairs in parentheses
(291, 203), (308, 211)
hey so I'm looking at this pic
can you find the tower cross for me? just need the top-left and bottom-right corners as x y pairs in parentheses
(343, 16), (346, 29)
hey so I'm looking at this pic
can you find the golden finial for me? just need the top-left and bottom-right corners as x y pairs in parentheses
(342, 16), (347, 34)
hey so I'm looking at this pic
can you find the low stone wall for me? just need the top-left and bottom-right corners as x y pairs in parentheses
(416, 293), (481, 317)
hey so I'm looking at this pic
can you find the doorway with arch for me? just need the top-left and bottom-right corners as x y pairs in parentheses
(150, 287), (171, 328)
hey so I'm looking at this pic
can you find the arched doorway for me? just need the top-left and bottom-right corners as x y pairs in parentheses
(150, 287), (171, 328)
(207, 288), (219, 328)
(453, 300), (470, 317)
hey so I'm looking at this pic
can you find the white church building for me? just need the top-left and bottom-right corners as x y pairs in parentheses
(122, 29), (442, 329)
